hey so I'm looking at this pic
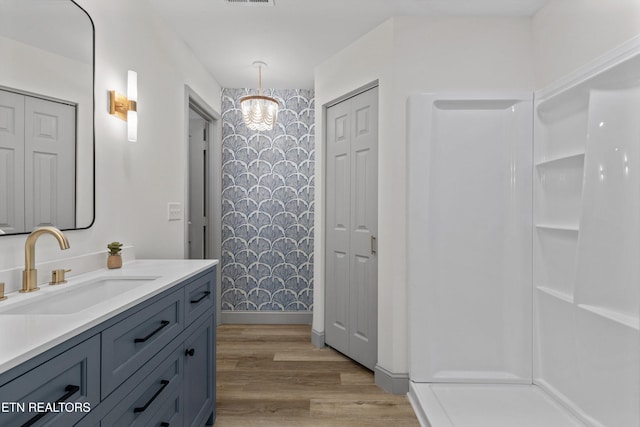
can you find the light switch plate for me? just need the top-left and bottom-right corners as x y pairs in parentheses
(168, 202), (182, 221)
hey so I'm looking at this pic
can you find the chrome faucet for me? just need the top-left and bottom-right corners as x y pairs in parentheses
(21, 227), (70, 293)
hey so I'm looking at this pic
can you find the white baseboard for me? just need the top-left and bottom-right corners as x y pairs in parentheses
(311, 329), (325, 348)
(374, 364), (410, 395)
(220, 311), (312, 324)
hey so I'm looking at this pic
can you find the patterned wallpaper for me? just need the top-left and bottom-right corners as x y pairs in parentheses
(220, 88), (315, 312)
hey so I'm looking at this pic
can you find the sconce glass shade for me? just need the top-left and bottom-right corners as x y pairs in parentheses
(127, 70), (137, 141)
(127, 110), (138, 142)
(239, 95), (279, 131)
(127, 70), (137, 101)
(109, 70), (138, 141)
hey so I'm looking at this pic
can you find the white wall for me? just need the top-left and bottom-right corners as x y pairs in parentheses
(0, 0), (221, 288)
(533, 0), (640, 87)
(314, 16), (534, 377)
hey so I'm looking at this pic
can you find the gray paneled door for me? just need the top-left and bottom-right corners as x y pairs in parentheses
(325, 86), (378, 370)
(0, 90), (25, 234)
(188, 107), (209, 259)
(0, 89), (75, 233)
(24, 96), (75, 230)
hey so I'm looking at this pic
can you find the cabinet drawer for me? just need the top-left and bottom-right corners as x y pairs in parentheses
(143, 390), (182, 427)
(101, 290), (183, 398)
(102, 347), (183, 427)
(0, 335), (99, 427)
(184, 272), (214, 326)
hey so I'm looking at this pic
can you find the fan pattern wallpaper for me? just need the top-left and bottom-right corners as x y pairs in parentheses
(220, 88), (315, 312)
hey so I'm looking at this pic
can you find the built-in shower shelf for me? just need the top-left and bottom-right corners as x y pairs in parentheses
(577, 304), (639, 330)
(536, 88), (589, 116)
(537, 286), (574, 304)
(535, 152), (585, 168)
(535, 224), (579, 232)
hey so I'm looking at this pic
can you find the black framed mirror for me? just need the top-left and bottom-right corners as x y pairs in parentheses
(0, 0), (94, 235)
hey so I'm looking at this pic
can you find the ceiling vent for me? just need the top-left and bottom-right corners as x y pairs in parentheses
(226, 0), (275, 6)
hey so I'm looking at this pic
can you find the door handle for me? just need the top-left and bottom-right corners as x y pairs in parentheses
(371, 235), (377, 255)
(190, 291), (210, 304)
(134, 380), (170, 413)
(134, 320), (170, 343)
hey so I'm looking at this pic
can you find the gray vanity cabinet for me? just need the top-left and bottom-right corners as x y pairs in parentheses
(0, 265), (216, 427)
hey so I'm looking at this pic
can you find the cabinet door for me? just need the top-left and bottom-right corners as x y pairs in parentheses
(183, 314), (215, 427)
(0, 335), (99, 427)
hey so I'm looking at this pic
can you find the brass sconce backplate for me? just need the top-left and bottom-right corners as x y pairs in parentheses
(109, 90), (129, 121)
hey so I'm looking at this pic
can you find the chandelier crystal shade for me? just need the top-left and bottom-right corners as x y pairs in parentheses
(240, 62), (279, 131)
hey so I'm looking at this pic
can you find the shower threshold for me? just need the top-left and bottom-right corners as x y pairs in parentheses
(408, 383), (587, 427)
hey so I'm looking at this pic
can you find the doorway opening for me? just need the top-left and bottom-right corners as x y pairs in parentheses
(185, 86), (222, 324)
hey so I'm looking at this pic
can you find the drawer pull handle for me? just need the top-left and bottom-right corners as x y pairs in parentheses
(133, 380), (170, 413)
(190, 291), (210, 304)
(134, 320), (170, 343)
(185, 348), (195, 357)
(21, 384), (80, 427)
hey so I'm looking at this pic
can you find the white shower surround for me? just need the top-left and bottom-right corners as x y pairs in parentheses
(407, 93), (533, 384)
(407, 42), (640, 427)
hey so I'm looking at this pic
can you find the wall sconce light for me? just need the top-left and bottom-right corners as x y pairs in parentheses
(109, 70), (138, 142)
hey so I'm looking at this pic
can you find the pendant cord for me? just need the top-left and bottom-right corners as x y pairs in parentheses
(258, 65), (263, 96)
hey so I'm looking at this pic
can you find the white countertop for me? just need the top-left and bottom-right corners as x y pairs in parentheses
(0, 259), (218, 375)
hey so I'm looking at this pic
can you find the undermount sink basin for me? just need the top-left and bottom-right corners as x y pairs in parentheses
(0, 276), (160, 315)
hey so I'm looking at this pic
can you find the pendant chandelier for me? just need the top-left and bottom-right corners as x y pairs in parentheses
(240, 61), (279, 131)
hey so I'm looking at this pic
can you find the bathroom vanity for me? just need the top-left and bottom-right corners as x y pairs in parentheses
(0, 259), (217, 427)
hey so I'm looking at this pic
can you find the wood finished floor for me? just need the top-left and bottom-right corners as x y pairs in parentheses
(215, 324), (420, 427)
